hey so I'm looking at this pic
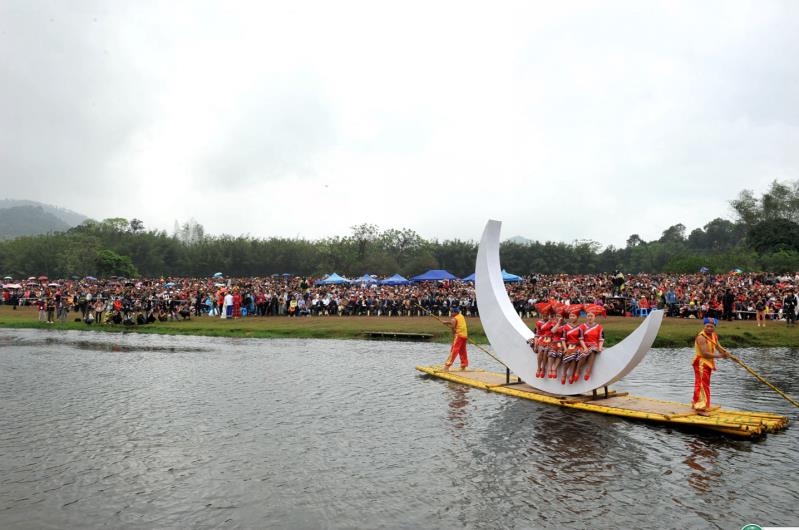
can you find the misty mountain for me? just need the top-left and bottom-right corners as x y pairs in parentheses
(0, 199), (87, 227)
(0, 205), (73, 239)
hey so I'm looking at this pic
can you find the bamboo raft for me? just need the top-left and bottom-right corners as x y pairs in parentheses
(416, 365), (789, 438)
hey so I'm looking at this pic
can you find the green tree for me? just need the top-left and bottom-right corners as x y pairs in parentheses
(350, 223), (380, 262)
(659, 224), (686, 244)
(626, 234), (644, 248)
(95, 249), (138, 278)
(747, 218), (799, 253)
(731, 179), (799, 226)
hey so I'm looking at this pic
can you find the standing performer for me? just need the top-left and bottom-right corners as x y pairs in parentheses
(576, 305), (605, 382)
(443, 306), (468, 371)
(692, 317), (729, 416)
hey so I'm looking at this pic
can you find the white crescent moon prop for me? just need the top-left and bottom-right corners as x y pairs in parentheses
(475, 219), (663, 396)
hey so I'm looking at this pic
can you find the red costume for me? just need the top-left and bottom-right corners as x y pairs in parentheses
(446, 312), (469, 369)
(547, 321), (563, 358)
(580, 323), (604, 360)
(232, 293), (242, 318)
(561, 323), (584, 363)
(692, 331), (719, 411)
(534, 318), (547, 349)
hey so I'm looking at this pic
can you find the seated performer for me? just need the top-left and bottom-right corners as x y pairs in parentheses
(576, 304), (606, 382)
(545, 305), (565, 379)
(529, 302), (552, 378)
(559, 305), (586, 385)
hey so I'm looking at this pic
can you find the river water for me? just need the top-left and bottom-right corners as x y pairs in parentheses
(0, 329), (797, 529)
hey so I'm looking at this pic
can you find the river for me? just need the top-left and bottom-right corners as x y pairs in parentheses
(1, 329), (797, 529)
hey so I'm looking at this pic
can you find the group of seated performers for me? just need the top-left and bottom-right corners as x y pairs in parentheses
(528, 303), (606, 385)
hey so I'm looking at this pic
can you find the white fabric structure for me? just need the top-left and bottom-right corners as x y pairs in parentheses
(475, 219), (663, 396)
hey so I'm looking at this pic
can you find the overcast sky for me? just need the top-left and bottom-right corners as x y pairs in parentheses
(1, 1), (798, 247)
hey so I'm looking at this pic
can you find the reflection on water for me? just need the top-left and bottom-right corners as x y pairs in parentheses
(0, 328), (797, 529)
(683, 438), (720, 494)
(445, 383), (471, 430)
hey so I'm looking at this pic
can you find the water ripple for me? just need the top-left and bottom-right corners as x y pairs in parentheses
(0, 329), (796, 529)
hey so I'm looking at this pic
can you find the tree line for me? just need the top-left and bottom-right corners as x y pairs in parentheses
(1, 180), (798, 278)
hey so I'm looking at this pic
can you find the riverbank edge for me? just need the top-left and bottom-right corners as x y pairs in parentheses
(0, 308), (795, 348)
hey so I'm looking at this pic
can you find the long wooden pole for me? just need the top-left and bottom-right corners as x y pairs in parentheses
(414, 303), (509, 369)
(705, 334), (799, 410)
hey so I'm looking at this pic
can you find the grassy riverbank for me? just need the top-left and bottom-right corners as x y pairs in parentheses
(0, 306), (795, 348)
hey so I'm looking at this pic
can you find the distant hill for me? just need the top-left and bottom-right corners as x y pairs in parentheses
(0, 199), (87, 227)
(505, 235), (535, 245)
(0, 201), (86, 240)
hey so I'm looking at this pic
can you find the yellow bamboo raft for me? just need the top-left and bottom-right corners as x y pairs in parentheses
(416, 365), (789, 438)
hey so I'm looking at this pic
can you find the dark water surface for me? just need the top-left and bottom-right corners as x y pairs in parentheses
(1, 329), (797, 529)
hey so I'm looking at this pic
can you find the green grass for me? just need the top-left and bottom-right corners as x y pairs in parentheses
(1, 306), (796, 348)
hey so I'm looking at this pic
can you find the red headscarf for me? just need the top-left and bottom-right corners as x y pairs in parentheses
(566, 304), (583, 316)
(585, 304), (607, 317)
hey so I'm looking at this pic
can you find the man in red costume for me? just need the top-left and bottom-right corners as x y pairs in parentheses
(692, 317), (729, 416)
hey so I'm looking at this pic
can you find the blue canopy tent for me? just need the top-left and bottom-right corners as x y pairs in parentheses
(461, 269), (521, 283)
(411, 269), (459, 282)
(502, 269), (523, 282)
(380, 273), (411, 286)
(352, 274), (379, 284)
(315, 273), (351, 286)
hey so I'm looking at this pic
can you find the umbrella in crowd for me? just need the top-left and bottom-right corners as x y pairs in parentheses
(3, 276), (11, 280)
(48, 283), (59, 287)
(38, 275), (48, 281)
(164, 282), (176, 288)
(85, 276), (97, 281)
(213, 272), (224, 278)
(3, 283), (21, 289)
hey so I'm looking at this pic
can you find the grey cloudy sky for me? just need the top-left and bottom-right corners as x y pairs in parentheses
(2, 1), (798, 246)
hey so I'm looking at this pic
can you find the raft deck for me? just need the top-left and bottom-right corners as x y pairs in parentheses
(416, 365), (789, 439)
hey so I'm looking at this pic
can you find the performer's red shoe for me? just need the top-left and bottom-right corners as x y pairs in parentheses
(584, 374), (591, 381)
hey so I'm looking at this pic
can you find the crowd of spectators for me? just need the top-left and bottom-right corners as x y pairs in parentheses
(2, 271), (798, 326)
